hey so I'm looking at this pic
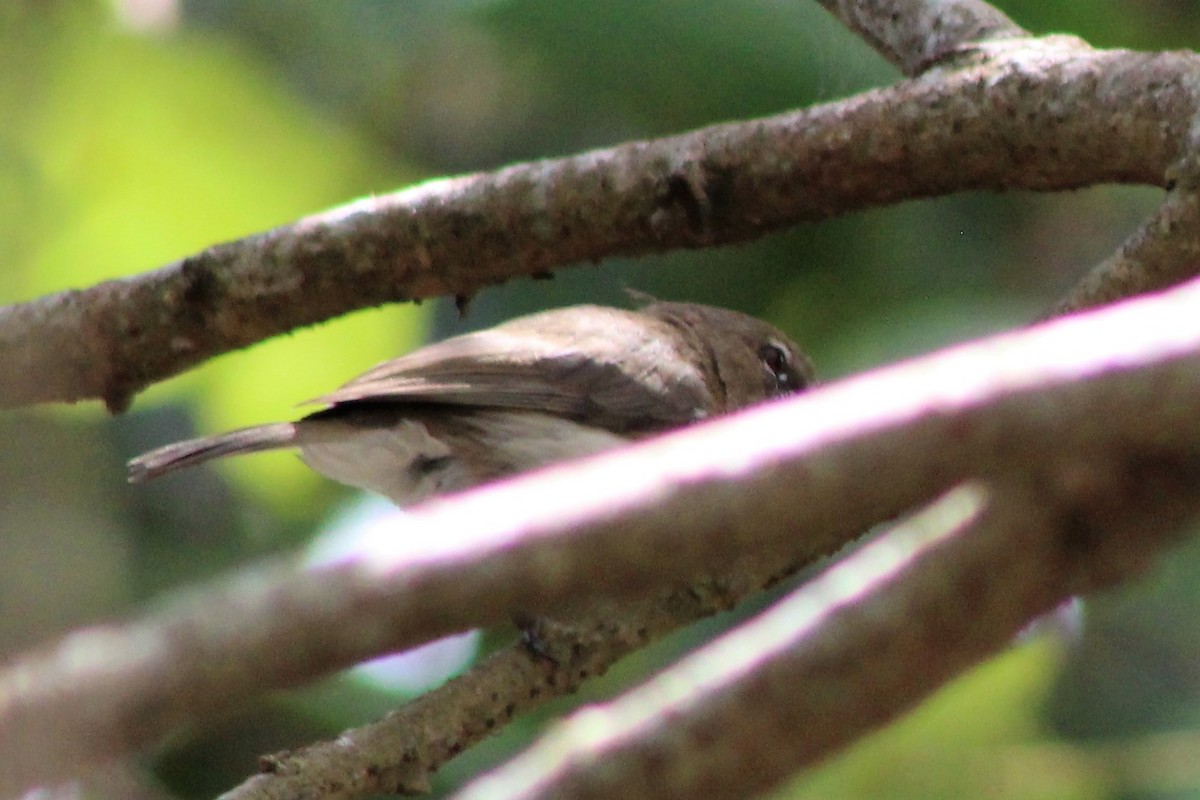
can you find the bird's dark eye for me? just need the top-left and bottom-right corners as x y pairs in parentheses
(759, 343), (787, 374)
(758, 342), (802, 394)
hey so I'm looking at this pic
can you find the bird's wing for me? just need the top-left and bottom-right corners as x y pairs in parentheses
(307, 306), (713, 434)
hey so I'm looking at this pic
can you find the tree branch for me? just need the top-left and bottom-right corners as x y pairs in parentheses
(814, 0), (1027, 74)
(220, 559), (796, 800)
(454, 456), (1200, 800)
(10, 6), (1200, 796)
(3, 40), (1195, 411)
(8, 276), (1200, 796)
(1049, 154), (1200, 316)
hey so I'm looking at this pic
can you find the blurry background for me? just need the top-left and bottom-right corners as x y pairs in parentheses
(2, 0), (1199, 797)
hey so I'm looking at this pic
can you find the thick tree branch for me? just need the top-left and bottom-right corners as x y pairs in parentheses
(11, 7), (1200, 795)
(2, 41), (1196, 411)
(7, 277), (1200, 796)
(815, 0), (1027, 74)
(456, 457), (1200, 800)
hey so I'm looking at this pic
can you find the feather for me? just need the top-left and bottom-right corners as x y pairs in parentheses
(127, 423), (297, 482)
(305, 305), (712, 433)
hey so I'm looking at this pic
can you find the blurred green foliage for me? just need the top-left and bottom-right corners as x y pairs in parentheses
(2, 1), (1199, 798)
(787, 637), (1094, 800)
(1, 0), (427, 509)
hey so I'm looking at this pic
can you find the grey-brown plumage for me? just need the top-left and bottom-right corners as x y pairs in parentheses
(128, 302), (813, 506)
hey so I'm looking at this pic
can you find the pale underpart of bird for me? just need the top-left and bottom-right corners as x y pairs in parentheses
(128, 302), (814, 506)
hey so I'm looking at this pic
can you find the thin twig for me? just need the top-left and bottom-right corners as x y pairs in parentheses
(220, 558), (799, 800)
(814, 0), (1027, 74)
(1048, 174), (1200, 317)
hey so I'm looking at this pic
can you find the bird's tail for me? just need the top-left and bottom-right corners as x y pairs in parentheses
(127, 422), (298, 483)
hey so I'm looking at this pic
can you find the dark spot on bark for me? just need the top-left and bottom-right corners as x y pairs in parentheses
(179, 255), (219, 308)
(102, 384), (134, 415)
(455, 293), (473, 317)
(1060, 507), (1099, 556)
(663, 170), (709, 233)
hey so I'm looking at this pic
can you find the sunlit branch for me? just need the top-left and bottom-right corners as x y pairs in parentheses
(1, 42), (1192, 411)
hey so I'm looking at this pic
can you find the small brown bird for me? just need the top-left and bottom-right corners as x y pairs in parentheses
(128, 302), (813, 506)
